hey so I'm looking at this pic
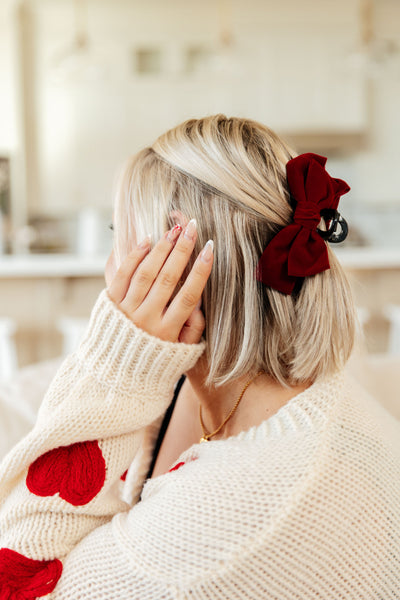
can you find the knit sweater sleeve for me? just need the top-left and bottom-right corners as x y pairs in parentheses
(0, 289), (205, 598)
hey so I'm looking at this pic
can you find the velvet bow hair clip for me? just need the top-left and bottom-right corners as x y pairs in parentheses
(255, 152), (350, 295)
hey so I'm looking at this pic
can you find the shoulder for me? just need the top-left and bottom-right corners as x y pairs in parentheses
(117, 372), (400, 590)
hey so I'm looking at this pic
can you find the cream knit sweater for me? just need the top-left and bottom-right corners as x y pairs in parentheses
(0, 289), (399, 599)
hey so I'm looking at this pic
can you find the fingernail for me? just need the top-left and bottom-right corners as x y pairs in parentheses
(184, 218), (197, 240)
(138, 234), (151, 248)
(200, 239), (214, 262)
(167, 224), (182, 243)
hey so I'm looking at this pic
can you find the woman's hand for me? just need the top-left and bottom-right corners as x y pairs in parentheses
(107, 219), (214, 344)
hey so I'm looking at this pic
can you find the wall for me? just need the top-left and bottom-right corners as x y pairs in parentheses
(29, 0), (400, 219)
(326, 0), (400, 207)
(0, 0), (17, 154)
(0, 0), (398, 221)
(30, 0), (366, 215)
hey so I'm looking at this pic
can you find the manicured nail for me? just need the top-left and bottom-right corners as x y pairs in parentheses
(184, 218), (197, 240)
(138, 234), (151, 248)
(200, 239), (214, 262)
(167, 224), (182, 243)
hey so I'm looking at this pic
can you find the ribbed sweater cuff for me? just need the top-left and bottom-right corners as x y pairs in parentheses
(76, 289), (206, 395)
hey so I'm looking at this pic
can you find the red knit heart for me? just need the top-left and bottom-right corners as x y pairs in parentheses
(26, 440), (106, 506)
(168, 461), (186, 472)
(168, 457), (198, 473)
(120, 469), (128, 481)
(0, 548), (62, 599)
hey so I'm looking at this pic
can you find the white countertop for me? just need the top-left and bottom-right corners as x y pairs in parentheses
(0, 254), (107, 278)
(333, 247), (400, 269)
(0, 247), (400, 278)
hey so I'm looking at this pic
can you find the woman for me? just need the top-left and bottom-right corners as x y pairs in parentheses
(0, 115), (399, 598)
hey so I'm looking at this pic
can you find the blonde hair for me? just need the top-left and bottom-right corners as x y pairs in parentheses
(113, 114), (356, 389)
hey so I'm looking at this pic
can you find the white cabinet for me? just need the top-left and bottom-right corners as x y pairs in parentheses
(22, 0), (368, 215)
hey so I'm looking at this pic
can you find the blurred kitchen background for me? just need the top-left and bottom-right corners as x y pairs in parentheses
(0, 0), (399, 412)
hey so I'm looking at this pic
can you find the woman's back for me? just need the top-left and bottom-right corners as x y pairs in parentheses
(123, 369), (400, 599)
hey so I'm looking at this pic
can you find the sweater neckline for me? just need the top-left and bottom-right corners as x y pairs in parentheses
(142, 370), (346, 488)
(191, 369), (345, 448)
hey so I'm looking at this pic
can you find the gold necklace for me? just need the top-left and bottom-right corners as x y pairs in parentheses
(199, 371), (264, 443)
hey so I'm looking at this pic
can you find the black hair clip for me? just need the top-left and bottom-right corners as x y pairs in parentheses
(317, 209), (348, 243)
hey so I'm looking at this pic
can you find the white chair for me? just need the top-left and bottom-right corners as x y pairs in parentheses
(346, 352), (400, 421)
(0, 318), (18, 382)
(0, 356), (63, 460)
(57, 317), (89, 356)
(383, 305), (400, 355)
(356, 307), (370, 329)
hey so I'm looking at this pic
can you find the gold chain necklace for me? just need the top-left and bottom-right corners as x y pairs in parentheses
(199, 371), (264, 443)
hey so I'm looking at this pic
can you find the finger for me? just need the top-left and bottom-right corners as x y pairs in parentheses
(144, 219), (198, 313)
(179, 306), (206, 344)
(163, 239), (214, 340)
(119, 224), (182, 314)
(107, 236), (152, 304)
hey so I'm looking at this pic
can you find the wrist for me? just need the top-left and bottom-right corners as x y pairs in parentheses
(76, 290), (206, 394)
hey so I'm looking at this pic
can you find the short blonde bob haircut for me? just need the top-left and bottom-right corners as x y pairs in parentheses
(113, 114), (356, 389)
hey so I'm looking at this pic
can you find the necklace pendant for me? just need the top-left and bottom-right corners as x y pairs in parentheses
(199, 436), (209, 443)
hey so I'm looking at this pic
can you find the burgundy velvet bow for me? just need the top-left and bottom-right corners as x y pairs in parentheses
(255, 153), (350, 295)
